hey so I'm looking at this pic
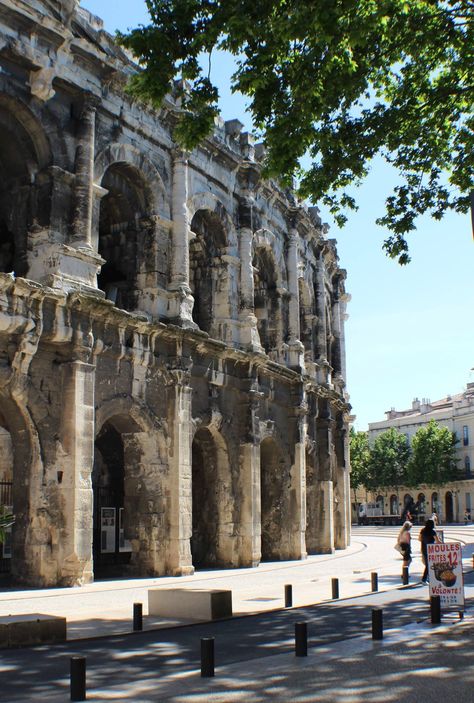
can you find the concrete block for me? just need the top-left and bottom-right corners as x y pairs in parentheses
(0, 614), (67, 648)
(148, 588), (232, 621)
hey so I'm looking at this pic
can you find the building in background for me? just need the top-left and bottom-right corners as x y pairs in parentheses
(362, 381), (474, 523)
(0, 0), (350, 586)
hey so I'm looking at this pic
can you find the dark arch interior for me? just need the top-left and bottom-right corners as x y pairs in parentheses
(253, 248), (279, 354)
(191, 428), (218, 568)
(93, 422), (129, 577)
(98, 163), (149, 311)
(0, 107), (47, 277)
(189, 210), (227, 334)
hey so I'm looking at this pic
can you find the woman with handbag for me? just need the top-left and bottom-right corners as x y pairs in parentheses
(396, 521), (413, 576)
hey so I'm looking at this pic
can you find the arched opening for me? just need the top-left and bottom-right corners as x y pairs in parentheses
(305, 448), (318, 553)
(0, 423), (13, 580)
(191, 427), (231, 568)
(417, 493), (426, 517)
(0, 105), (50, 277)
(260, 437), (285, 561)
(445, 491), (454, 523)
(253, 248), (279, 354)
(376, 494), (384, 512)
(98, 163), (150, 311)
(390, 494), (398, 515)
(431, 492), (439, 515)
(93, 421), (131, 578)
(189, 210), (227, 335)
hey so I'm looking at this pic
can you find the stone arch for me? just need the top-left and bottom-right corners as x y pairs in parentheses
(93, 398), (164, 578)
(252, 232), (283, 355)
(94, 143), (168, 218)
(0, 394), (42, 584)
(191, 425), (233, 567)
(298, 277), (315, 359)
(260, 436), (287, 560)
(0, 96), (53, 277)
(390, 494), (398, 515)
(187, 193), (234, 338)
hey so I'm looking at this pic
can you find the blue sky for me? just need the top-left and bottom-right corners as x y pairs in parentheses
(81, 1), (474, 430)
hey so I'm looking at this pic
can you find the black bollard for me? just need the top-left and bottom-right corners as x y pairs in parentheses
(295, 622), (308, 657)
(133, 602), (143, 631)
(402, 566), (409, 585)
(430, 595), (441, 625)
(70, 656), (86, 702)
(331, 577), (339, 599)
(201, 637), (215, 677)
(284, 584), (293, 608)
(371, 572), (378, 592)
(372, 608), (383, 640)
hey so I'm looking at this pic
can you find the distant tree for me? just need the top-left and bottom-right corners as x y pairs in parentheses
(406, 420), (458, 487)
(368, 427), (410, 490)
(120, 1), (474, 263)
(349, 428), (372, 502)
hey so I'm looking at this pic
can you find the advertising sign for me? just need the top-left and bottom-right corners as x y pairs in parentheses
(427, 542), (464, 610)
(100, 507), (116, 553)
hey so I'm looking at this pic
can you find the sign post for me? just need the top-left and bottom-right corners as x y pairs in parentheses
(427, 542), (464, 612)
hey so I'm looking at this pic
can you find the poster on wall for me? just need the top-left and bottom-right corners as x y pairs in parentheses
(427, 542), (464, 610)
(100, 507), (116, 553)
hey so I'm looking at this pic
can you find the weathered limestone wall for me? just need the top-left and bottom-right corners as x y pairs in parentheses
(0, 0), (351, 587)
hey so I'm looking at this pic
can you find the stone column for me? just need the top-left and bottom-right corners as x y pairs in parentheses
(58, 354), (95, 585)
(313, 400), (335, 553)
(238, 385), (263, 566)
(72, 95), (98, 249)
(315, 253), (329, 383)
(168, 152), (195, 327)
(333, 413), (349, 549)
(238, 197), (262, 350)
(288, 393), (308, 559)
(166, 363), (195, 575)
(287, 225), (305, 368)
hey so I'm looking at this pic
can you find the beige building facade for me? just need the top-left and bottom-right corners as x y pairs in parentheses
(0, 1), (351, 586)
(363, 382), (474, 523)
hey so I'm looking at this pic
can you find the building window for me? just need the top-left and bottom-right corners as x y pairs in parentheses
(463, 425), (469, 446)
(465, 456), (471, 477)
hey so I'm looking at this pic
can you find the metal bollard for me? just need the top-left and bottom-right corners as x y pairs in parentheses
(430, 595), (441, 625)
(472, 554), (474, 568)
(372, 608), (383, 640)
(133, 602), (143, 631)
(331, 577), (339, 599)
(371, 572), (378, 592)
(201, 637), (215, 677)
(295, 622), (308, 657)
(70, 656), (86, 702)
(284, 584), (293, 608)
(402, 566), (409, 585)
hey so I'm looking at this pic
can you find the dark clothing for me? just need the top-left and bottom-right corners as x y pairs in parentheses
(400, 542), (411, 564)
(419, 527), (437, 581)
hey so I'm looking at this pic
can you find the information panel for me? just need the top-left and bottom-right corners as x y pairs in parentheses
(100, 507), (116, 553)
(427, 542), (464, 610)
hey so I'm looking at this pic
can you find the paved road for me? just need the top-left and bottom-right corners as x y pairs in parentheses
(1, 577), (471, 703)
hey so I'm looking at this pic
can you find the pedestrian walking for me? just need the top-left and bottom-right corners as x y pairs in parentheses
(419, 518), (440, 583)
(396, 520), (413, 574)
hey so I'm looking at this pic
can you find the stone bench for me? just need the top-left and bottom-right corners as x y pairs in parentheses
(148, 588), (232, 621)
(0, 614), (67, 648)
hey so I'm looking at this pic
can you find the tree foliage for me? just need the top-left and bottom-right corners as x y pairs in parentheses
(349, 428), (371, 496)
(406, 419), (458, 487)
(368, 427), (410, 489)
(120, 0), (474, 262)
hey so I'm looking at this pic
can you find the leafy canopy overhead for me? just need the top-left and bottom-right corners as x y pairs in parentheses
(120, 0), (474, 263)
(406, 419), (458, 487)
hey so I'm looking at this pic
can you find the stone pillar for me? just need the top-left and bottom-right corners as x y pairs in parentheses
(58, 356), (95, 585)
(72, 95), (98, 249)
(166, 364), (194, 575)
(238, 197), (262, 350)
(334, 413), (349, 549)
(315, 254), (329, 383)
(287, 226), (305, 368)
(168, 152), (195, 327)
(288, 395), (308, 559)
(313, 401), (335, 553)
(238, 385), (263, 566)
